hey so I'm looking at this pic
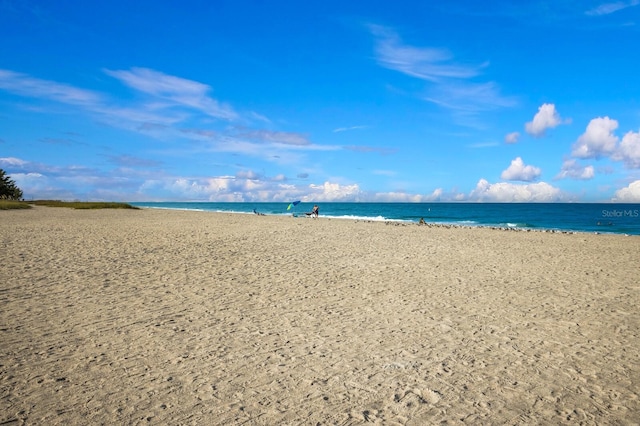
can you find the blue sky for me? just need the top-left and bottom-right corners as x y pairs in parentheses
(1, 0), (640, 202)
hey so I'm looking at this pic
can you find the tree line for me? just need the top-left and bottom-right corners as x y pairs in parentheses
(0, 168), (23, 200)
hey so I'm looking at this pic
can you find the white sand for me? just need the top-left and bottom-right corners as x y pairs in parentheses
(1, 206), (639, 424)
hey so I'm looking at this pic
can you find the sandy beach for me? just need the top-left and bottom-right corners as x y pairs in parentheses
(1, 206), (639, 425)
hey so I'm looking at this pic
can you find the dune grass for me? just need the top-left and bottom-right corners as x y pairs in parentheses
(29, 200), (140, 209)
(0, 200), (32, 210)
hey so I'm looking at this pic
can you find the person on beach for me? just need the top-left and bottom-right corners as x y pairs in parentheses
(304, 204), (319, 218)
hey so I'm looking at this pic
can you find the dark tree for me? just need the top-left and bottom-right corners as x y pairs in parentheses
(0, 168), (23, 200)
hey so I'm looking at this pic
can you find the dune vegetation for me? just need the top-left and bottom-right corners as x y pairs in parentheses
(30, 200), (139, 209)
(0, 200), (31, 210)
(0, 200), (139, 210)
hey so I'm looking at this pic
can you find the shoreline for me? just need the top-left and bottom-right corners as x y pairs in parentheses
(139, 205), (639, 237)
(1, 206), (639, 424)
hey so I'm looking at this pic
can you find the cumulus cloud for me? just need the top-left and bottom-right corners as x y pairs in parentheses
(525, 103), (566, 137)
(613, 180), (640, 202)
(571, 116), (619, 159)
(469, 179), (563, 202)
(361, 187), (443, 202)
(505, 132), (520, 144)
(500, 157), (542, 182)
(308, 181), (363, 201)
(431, 188), (444, 199)
(141, 176), (367, 202)
(165, 176), (261, 201)
(612, 130), (640, 168)
(556, 159), (595, 180)
(236, 170), (262, 180)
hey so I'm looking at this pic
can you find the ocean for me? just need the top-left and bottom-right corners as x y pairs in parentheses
(130, 202), (640, 236)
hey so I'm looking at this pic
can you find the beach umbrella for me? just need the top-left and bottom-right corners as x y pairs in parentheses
(287, 200), (301, 210)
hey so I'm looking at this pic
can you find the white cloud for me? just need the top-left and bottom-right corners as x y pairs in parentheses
(166, 176), (248, 201)
(143, 177), (366, 202)
(453, 193), (466, 201)
(428, 188), (443, 200)
(99, 105), (188, 127)
(571, 116), (619, 159)
(369, 25), (483, 82)
(0, 157), (28, 167)
(333, 125), (368, 133)
(556, 159), (595, 180)
(0, 69), (327, 165)
(308, 181), (363, 201)
(0, 69), (230, 128)
(9, 171), (82, 200)
(425, 81), (517, 113)
(236, 170), (262, 180)
(469, 178), (563, 202)
(10, 172), (44, 183)
(368, 25), (515, 121)
(505, 132), (520, 144)
(104, 67), (238, 121)
(238, 129), (310, 146)
(4, 155), (574, 203)
(366, 188), (443, 202)
(0, 69), (103, 107)
(500, 157), (541, 181)
(613, 180), (640, 202)
(368, 192), (419, 202)
(525, 103), (565, 137)
(586, 0), (640, 16)
(613, 130), (640, 168)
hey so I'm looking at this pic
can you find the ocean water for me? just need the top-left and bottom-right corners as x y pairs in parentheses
(130, 202), (640, 236)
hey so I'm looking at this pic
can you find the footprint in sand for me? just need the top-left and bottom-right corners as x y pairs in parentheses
(421, 388), (442, 404)
(397, 388), (442, 405)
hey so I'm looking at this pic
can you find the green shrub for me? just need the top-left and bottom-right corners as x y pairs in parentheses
(0, 200), (32, 210)
(30, 200), (139, 209)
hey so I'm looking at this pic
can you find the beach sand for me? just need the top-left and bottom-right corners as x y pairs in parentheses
(1, 206), (639, 425)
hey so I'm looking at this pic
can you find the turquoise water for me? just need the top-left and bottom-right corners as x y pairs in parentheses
(130, 202), (640, 236)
